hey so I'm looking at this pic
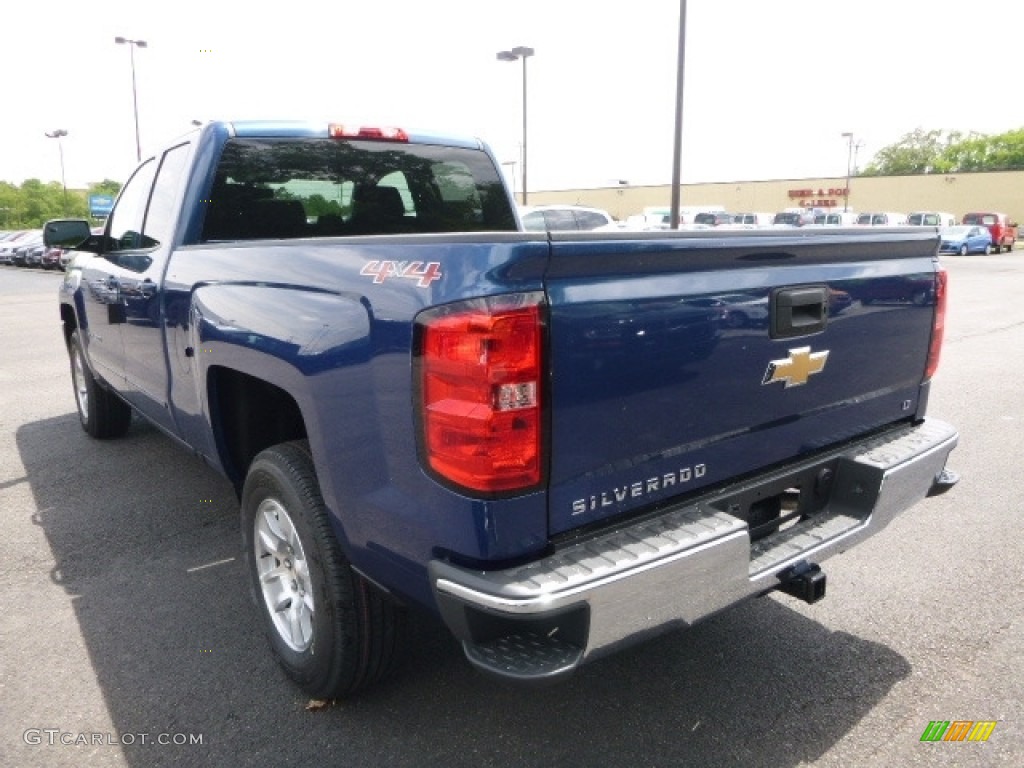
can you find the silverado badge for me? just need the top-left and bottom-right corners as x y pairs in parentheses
(762, 346), (829, 388)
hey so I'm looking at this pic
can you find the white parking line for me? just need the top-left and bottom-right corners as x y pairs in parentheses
(186, 557), (236, 574)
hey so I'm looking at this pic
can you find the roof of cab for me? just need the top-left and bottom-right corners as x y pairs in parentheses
(206, 120), (484, 150)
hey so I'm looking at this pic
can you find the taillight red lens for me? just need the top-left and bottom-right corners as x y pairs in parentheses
(417, 294), (544, 494)
(924, 266), (947, 381)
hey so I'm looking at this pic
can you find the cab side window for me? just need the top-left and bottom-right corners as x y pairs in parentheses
(143, 143), (191, 249)
(107, 159), (158, 252)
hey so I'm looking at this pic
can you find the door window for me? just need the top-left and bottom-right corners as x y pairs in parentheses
(107, 160), (158, 252)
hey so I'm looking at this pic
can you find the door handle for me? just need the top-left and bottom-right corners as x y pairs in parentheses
(137, 279), (157, 298)
(771, 285), (828, 338)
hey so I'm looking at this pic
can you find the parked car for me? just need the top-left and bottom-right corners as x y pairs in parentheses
(11, 232), (45, 266)
(22, 241), (47, 267)
(938, 225), (993, 255)
(0, 230), (37, 264)
(811, 212), (859, 226)
(908, 211), (957, 228)
(519, 205), (615, 231)
(731, 212), (774, 228)
(772, 210), (815, 227)
(621, 213), (670, 230)
(41, 246), (64, 270)
(693, 211), (736, 227)
(855, 212), (907, 226)
(962, 212), (1017, 253)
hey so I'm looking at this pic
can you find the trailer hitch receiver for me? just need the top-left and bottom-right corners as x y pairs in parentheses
(777, 560), (826, 604)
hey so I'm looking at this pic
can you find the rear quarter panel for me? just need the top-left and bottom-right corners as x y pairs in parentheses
(163, 235), (551, 606)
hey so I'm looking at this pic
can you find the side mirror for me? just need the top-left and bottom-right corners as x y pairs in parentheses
(43, 219), (92, 248)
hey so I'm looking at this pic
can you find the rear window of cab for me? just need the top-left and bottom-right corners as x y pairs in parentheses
(201, 138), (517, 241)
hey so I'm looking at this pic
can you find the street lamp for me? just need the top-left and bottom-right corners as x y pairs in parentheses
(670, 0), (688, 229)
(496, 46), (535, 205)
(841, 131), (855, 212)
(115, 36), (148, 162)
(45, 129), (69, 215)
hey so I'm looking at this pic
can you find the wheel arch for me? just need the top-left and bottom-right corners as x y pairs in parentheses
(60, 302), (77, 348)
(207, 366), (309, 494)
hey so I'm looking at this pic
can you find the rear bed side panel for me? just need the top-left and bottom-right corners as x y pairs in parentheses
(544, 229), (941, 535)
(162, 235), (552, 606)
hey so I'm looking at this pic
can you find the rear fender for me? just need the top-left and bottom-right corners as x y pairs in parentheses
(192, 283), (373, 547)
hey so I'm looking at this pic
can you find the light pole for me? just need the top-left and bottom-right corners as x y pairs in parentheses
(115, 36), (147, 162)
(496, 46), (535, 205)
(670, 0), (688, 229)
(45, 129), (69, 215)
(841, 131), (855, 212)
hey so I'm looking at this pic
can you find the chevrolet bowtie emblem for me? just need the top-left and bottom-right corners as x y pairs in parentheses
(762, 346), (829, 387)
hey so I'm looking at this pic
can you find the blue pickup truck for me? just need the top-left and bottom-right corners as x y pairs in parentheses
(46, 120), (958, 698)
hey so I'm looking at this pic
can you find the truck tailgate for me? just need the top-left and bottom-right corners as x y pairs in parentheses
(544, 228), (941, 535)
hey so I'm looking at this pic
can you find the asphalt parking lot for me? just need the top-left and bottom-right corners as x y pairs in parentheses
(1, 252), (1022, 768)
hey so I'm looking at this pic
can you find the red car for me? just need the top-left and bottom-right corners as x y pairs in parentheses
(962, 212), (1017, 253)
(41, 246), (64, 270)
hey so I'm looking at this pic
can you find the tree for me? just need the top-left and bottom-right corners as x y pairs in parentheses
(89, 179), (123, 198)
(861, 128), (962, 176)
(862, 127), (1024, 176)
(0, 179), (91, 228)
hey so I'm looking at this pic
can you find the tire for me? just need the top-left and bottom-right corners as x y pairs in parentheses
(959, 244), (968, 256)
(241, 441), (407, 698)
(984, 243), (993, 255)
(69, 329), (132, 439)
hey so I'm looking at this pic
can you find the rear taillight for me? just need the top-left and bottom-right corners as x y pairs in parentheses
(924, 266), (947, 381)
(415, 293), (545, 495)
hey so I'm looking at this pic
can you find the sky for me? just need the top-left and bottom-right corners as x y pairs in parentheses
(6, 0), (1024, 194)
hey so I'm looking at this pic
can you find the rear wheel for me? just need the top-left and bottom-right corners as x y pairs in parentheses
(69, 330), (132, 438)
(241, 441), (407, 698)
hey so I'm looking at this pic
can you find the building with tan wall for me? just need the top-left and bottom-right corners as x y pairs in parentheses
(528, 170), (1024, 225)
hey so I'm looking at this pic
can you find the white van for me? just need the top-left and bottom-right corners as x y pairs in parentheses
(855, 212), (908, 226)
(812, 211), (859, 226)
(907, 211), (957, 228)
(732, 212), (774, 228)
(642, 205), (724, 226)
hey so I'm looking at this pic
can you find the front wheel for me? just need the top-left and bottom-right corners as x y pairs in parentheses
(241, 441), (407, 698)
(959, 244), (968, 256)
(68, 329), (132, 438)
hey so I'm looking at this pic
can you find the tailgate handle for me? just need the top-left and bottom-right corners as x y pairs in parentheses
(771, 286), (828, 338)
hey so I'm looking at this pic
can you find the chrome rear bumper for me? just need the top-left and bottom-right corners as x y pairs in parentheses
(430, 418), (959, 681)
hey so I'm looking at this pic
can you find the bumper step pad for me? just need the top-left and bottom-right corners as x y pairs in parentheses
(463, 632), (584, 681)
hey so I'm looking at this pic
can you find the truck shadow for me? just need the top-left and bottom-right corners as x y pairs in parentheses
(19, 413), (910, 768)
